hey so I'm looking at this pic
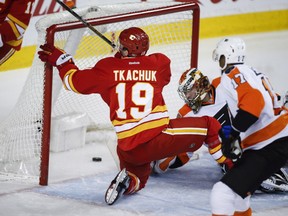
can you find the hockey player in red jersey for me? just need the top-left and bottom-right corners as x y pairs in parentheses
(38, 27), (222, 205)
(210, 37), (288, 216)
(0, 0), (35, 65)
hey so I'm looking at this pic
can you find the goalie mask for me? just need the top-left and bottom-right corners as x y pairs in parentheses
(118, 27), (149, 57)
(178, 68), (211, 114)
(212, 37), (246, 70)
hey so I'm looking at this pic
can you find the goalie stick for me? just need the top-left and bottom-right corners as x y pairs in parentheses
(55, 0), (116, 48)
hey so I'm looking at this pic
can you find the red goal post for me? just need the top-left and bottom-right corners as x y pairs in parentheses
(0, 2), (200, 185)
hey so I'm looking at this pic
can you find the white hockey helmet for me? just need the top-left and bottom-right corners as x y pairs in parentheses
(212, 37), (246, 69)
(178, 68), (211, 114)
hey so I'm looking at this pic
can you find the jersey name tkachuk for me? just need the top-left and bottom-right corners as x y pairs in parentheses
(113, 69), (157, 81)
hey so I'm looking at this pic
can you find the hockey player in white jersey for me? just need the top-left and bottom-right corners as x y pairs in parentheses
(210, 37), (288, 216)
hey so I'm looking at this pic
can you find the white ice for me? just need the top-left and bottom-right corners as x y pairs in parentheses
(0, 31), (288, 216)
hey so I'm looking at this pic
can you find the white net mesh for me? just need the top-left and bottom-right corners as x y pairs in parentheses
(0, 2), (199, 182)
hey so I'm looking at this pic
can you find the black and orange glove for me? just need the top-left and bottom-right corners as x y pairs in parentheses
(219, 125), (242, 162)
(38, 44), (73, 67)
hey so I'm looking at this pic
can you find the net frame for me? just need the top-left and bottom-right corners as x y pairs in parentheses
(0, 2), (200, 186)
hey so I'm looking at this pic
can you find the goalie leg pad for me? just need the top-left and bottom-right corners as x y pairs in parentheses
(151, 152), (195, 174)
(151, 156), (176, 174)
(169, 152), (192, 169)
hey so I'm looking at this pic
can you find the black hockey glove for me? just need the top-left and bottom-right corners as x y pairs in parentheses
(219, 125), (242, 162)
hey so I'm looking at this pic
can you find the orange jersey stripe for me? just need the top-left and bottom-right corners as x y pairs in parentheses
(242, 113), (288, 148)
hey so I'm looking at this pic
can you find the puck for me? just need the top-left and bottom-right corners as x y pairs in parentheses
(92, 157), (102, 162)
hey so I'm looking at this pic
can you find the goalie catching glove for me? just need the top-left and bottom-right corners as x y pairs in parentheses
(219, 125), (242, 162)
(38, 44), (73, 67)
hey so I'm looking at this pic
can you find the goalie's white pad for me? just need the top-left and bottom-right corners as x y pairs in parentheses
(151, 157), (177, 174)
(151, 152), (199, 174)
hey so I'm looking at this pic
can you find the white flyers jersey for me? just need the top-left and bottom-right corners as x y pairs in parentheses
(220, 64), (288, 150)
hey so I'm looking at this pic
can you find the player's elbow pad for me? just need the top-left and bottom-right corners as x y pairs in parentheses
(232, 109), (259, 132)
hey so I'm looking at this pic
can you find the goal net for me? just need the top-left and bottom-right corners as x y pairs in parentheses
(0, 1), (200, 185)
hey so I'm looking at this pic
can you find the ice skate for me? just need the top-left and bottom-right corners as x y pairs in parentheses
(259, 168), (288, 193)
(105, 168), (130, 205)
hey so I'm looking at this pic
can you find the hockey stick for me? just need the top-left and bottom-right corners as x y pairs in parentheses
(55, 0), (116, 48)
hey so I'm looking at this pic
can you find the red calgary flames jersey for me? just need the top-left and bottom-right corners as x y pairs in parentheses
(0, 0), (35, 49)
(59, 53), (171, 151)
